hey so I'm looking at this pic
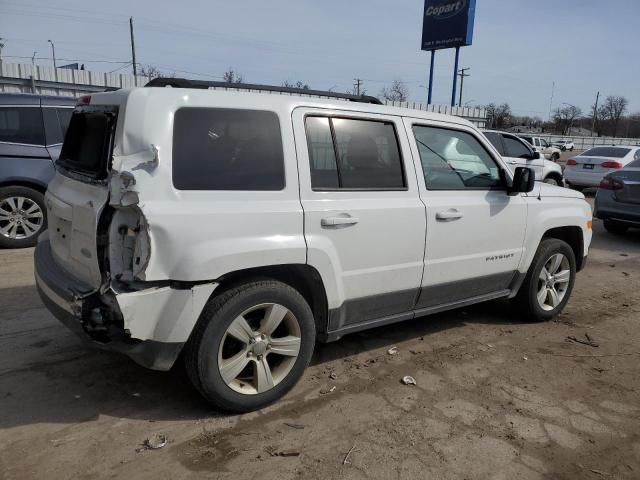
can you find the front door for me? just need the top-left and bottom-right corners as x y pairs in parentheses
(502, 134), (544, 180)
(405, 119), (527, 310)
(293, 108), (426, 332)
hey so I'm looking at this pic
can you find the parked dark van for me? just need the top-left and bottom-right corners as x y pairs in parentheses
(0, 93), (76, 248)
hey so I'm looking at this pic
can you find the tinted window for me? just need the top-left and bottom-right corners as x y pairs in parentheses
(57, 108), (117, 179)
(57, 108), (73, 138)
(0, 107), (45, 145)
(628, 157), (640, 167)
(483, 132), (504, 155)
(304, 116), (405, 190)
(43, 108), (63, 145)
(413, 126), (503, 190)
(173, 108), (285, 191)
(305, 117), (339, 189)
(634, 149), (640, 162)
(503, 136), (532, 158)
(333, 118), (405, 189)
(582, 147), (630, 158)
(520, 136), (533, 146)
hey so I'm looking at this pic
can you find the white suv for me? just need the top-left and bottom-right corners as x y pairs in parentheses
(483, 131), (564, 186)
(35, 80), (593, 412)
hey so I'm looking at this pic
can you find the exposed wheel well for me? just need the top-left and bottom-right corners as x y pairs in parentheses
(542, 226), (585, 271)
(213, 265), (329, 336)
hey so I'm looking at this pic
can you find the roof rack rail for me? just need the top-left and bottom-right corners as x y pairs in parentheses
(144, 77), (383, 105)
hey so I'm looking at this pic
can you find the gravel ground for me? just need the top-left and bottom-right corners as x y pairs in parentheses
(1, 201), (640, 480)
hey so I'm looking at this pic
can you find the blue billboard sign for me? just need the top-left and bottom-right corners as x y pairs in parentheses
(421, 0), (476, 51)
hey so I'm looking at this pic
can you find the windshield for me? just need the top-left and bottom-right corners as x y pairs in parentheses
(581, 147), (630, 158)
(57, 106), (118, 180)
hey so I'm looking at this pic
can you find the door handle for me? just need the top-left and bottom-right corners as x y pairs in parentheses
(436, 209), (463, 221)
(321, 216), (359, 227)
(509, 160), (518, 164)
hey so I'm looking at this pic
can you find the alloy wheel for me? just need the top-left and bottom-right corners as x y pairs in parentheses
(0, 196), (44, 240)
(537, 253), (571, 311)
(218, 303), (302, 394)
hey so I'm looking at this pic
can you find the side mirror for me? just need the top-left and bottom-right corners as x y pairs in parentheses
(509, 167), (535, 195)
(532, 151), (541, 160)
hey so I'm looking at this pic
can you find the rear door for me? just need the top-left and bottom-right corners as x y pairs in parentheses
(293, 108), (426, 331)
(45, 104), (118, 287)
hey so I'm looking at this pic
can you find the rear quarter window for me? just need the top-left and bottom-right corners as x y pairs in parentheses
(172, 108), (285, 191)
(0, 107), (45, 145)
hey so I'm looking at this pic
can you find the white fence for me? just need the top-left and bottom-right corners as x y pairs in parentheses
(536, 134), (640, 151)
(0, 61), (149, 97)
(385, 100), (487, 127)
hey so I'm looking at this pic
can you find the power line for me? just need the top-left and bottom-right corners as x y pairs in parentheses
(3, 55), (130, 64)
(353, 78), (363, 96)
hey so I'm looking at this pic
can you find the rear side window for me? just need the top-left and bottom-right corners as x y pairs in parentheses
(172, 108), (285, 191)
(503, 136), (532, 158)
(582, 147), (630, 158)
(483, 132), (504, 155)
(0, 107), (45, 145)
(57, 107), (117, 180)
(305, 116), (406, 190)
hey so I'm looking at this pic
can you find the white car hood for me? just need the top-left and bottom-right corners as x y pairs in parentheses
(527, 182), (585, 199)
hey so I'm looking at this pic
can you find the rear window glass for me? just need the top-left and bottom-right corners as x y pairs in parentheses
(0, 107), (45, 145)
(582, 147), (630, 158)
(57, 108), (117, 179)
(172, 108), (285, 191)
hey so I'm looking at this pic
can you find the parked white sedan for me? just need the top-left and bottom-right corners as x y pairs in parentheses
(564, 146), (640, 190)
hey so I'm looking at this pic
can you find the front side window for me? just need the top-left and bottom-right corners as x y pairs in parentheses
(483, 132), (504, 155)
(173, 108), (285, 191)
(503, 136), (532, 158)
(0, 107), (45, 145)
(412, 125), (504, 190)
(520, 136), (533, 146)
(305, 116), (405, 190)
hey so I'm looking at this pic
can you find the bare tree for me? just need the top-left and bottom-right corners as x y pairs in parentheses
(485, 103), (512, 129)
(599, 95), (628, 137)
(380, 80), (409, 103)
(552, 105), (582, 135)
(283, 80), (310, 90)
(223, 68), (244, 84)
(138, 64), (174, 79)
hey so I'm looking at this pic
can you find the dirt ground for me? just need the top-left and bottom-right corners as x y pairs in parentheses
(1, 199), (640, 480)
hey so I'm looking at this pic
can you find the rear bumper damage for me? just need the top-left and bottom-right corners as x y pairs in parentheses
(35, 235), (216, 371)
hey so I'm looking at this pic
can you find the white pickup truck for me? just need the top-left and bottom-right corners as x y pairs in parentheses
(519, 135), (562, 161)
(34, 80), (593, 412)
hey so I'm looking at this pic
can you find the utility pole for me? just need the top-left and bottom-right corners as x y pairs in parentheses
(353, 78), (363, 96)
(591, 91), (599, 137)
(30, 51), (37, 93)
(548, 81), (555, 121)
(129, 17), (138, 85)
(0, 38), (5, 65)
(457, 67), (470, 107)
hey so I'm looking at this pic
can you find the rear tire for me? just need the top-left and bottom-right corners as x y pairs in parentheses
(184, 280), (316, 413)
(0, 186), (47, 249)
(513, 238), (576, 322)
(603, 219), (628, 235)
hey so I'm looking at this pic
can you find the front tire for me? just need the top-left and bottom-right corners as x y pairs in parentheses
(513, 238), (576, 321)
(603, 219), (628, 235)
(552, 152), (560, 161)
(0, 186), (47, 249)
(543, 176), (561, 186)
(184, 280), (316, 413)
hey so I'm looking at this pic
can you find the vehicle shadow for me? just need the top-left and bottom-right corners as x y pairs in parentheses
(0, 282), (521, 430)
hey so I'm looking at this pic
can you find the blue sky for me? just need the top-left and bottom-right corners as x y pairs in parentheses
(1, 0), (638, 117)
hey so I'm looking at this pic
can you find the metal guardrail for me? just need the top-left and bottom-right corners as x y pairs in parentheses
(535, 135), (640, 151)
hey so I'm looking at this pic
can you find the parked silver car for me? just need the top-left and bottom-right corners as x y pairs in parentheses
(594, 157), (640, 234)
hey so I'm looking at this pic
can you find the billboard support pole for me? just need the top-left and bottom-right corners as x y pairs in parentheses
(451, 46), (460, 107)
(427, 50), (435, 104)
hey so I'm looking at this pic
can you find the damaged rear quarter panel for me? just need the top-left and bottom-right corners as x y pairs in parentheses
(107, 88), (307, 284)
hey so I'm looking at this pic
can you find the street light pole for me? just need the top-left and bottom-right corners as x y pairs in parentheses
(47, 40), (56, 69)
